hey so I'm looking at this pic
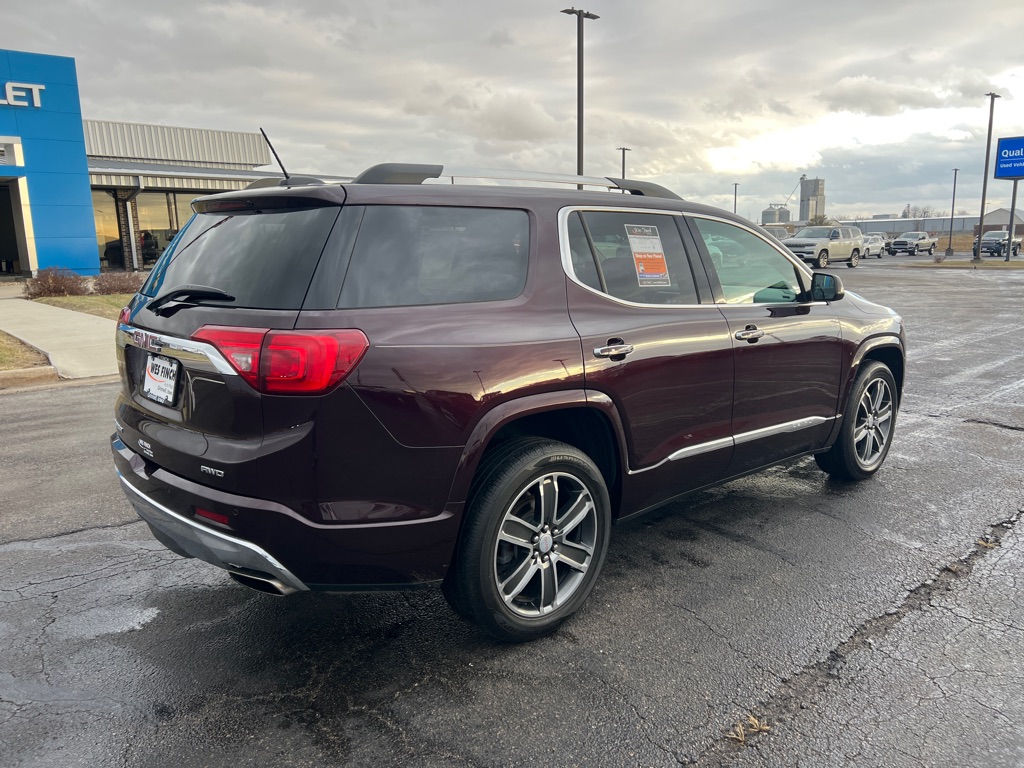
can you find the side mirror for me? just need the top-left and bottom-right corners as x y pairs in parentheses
(811, 272), (844, 302)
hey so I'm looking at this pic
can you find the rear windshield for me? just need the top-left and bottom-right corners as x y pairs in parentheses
(142, 206), (340, 309)
(338, 206), (529, 308)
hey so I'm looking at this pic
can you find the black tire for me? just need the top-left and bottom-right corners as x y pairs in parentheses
(877, 250), (883, 259)
(442, 438), (611, 642)
(928, 244), (935, 255)
(815, 361), (898, 481)
(816, 251), (829, 269)
(910, 246), (917, 255)
(847, 251), (859, 268)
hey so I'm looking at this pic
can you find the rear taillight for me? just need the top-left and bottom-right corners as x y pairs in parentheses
(118, 306), (131, 325)
(191, 326), (368, 395)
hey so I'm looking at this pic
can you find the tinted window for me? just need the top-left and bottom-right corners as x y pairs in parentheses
(690, 218), (804, 305)
(566, 212), (602, 291)
(142, 206), (340, 309)
(339, 207), (528, 308)
(577, 211), (699, 305)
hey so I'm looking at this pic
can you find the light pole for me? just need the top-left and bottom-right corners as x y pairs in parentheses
(733, 183), (739, 214)
(946, 168), (958, 258)
(562, 7), (599, 184)
(975, 92), (1001, 261)
(616, 146), (631, 180)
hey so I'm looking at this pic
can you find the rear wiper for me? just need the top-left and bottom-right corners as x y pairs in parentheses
(148, 285), (236, 315)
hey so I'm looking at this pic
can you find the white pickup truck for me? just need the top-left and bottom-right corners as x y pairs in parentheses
(888, 231), (937, 256)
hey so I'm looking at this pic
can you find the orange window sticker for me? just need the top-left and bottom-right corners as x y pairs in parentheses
(625, 224), (670, 286)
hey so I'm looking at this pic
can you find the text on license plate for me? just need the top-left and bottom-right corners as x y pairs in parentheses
(143, 354), (179, 405)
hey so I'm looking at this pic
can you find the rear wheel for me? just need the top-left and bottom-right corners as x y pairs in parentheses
(928, 244), (935, 255)
(815, 361), (898, 481)
(442, 438), (611, 642)
(816, 251), (829, 269)
(847, 251), (860, 268)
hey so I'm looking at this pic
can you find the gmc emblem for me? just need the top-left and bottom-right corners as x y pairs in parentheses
(133, 330), (162, 352)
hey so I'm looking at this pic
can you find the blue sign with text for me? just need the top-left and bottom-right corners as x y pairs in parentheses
(995, 136), (1024, 180)
(0, 49), (98, 274)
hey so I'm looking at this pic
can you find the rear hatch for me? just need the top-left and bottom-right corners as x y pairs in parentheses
(115, 187), (354, 496)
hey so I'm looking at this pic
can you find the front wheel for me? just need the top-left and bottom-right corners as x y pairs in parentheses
(910, 246), (918, 255)
(442, 438), (611, 642)
(847, 251), (860, 268)
(815, 361), (898, 481)
(816, 251), (829, 269)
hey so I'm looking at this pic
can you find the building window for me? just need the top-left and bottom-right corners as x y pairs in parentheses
(92, 190), (123, 271)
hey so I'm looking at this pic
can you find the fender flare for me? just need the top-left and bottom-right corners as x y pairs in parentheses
(445, 389), (630, 505)
(826, 335), (904, 445)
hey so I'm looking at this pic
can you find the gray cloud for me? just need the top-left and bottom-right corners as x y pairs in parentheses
(3, 0), (1023, 220)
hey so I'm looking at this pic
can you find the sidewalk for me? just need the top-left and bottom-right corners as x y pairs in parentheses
(0, 285), (117, 379)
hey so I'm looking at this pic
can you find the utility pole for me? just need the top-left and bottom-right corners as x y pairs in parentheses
(975, 92), (1001, 261)
(561, 8), (599, 186)
(946, 168), (958, 259)
(616, 146), (631, 180)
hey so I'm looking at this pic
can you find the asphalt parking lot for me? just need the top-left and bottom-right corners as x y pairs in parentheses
(2, 259), (1023, 767)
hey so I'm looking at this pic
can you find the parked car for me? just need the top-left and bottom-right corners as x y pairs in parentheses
(781, 226), (865, 268)
(863, 233), (886, 259)
(888, 231), (937, 256)
(763, 225), (789, 240)
(973, 230), (1022, 257)
(111, 163), (905, 642)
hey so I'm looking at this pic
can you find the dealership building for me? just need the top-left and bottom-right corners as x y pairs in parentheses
(1, 47), (344, 277)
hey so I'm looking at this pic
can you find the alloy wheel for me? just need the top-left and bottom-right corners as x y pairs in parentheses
(492, 472), (598, 618)
(853, 376), (894, 469)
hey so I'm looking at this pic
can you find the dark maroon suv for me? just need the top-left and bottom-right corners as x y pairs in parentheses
(111, 164), (905, 641)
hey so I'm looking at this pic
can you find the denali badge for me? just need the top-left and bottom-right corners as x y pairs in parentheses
(201, 465), (225, 478)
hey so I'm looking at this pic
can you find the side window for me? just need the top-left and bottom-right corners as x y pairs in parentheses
(566, 212), (602, 291)
(577, 211), (699, 305)
(338, 206), (529, 308)
(690, 218), (804, 305)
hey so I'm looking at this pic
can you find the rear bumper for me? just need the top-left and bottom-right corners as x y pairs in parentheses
(112, 435), (461, 590)
(118, 473), (309, 595)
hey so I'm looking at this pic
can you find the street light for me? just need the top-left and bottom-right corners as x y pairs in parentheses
(562, 7), (599, 184)
(975, 91), (1001, 261)
(733, 183), (739, 214)
(616, 146), (631, 180)
(946, 168), (958, 258)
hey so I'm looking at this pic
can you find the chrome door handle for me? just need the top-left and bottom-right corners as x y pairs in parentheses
(594, 344), (634, 358)
(734, 326), (764, 342)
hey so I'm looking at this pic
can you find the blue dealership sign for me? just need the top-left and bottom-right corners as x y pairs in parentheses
(0, 49), (98, 274)
(995, 136), (1024, 180)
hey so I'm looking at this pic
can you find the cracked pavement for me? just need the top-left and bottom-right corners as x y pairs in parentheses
(1, 265), (1023, 767)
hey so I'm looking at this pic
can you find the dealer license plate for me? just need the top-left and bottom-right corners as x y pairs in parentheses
(142, 354), (180, 406)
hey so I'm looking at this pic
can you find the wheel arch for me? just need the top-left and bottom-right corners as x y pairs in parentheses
(446, 390), (628, 517)
(851, 337), (906, 405)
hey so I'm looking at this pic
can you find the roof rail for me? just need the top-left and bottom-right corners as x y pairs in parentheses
(350, 163), (681, 200)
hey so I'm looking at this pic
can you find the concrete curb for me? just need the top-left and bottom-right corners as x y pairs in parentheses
(0, 365), (60, 389)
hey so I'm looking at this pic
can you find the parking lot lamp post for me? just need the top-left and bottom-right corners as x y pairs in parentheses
(975, 92), (1001, 261)
(562, 8), (599, 185)
(616, 146), (631, 180)
(946, 168), (958, 258)
(733, 183), (739, 214)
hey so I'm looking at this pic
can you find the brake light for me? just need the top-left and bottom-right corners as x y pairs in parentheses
(191, 326), (368, 394)
(118, 306), (131, 325)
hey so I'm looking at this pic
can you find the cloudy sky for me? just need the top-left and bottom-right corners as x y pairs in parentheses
(8, 0), (1024, 222)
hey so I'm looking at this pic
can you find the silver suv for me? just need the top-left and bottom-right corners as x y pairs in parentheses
(782, 226), (864, 269)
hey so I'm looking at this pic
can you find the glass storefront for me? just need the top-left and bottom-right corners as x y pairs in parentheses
(94, 190), (204, 271)
(92, 190), (123, 271)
